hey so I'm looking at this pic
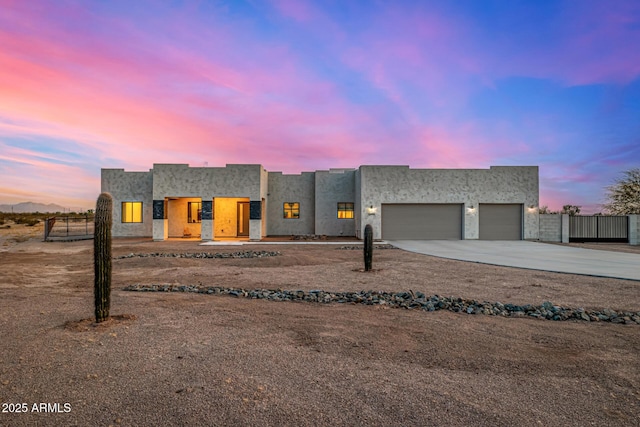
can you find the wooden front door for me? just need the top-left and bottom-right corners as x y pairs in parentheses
(237, 202), (249, 237)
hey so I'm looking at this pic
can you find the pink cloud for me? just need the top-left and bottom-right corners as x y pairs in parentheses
(0, 145), (74, 170)
(0, 1), (380, 174)
(0, 148), (99, 209)
(0, 0), (635, 210)
(0, 0), (516, 184)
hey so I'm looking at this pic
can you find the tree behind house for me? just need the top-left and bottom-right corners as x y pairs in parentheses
(603, 168), (640, 215)
(561, 205), (581, 216)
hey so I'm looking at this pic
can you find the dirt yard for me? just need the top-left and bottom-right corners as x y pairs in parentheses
(1, 224), (639, 426)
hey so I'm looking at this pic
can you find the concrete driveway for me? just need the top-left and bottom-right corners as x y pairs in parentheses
(388, 240), (640, 281)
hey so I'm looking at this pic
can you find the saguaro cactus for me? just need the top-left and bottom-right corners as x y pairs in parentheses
(94, 192), (113, 323)
(364, 224), (373, 271)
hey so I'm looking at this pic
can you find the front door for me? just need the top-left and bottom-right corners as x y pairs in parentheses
(237, 202), (250, 237)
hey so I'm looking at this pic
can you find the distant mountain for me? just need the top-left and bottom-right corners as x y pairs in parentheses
(0, 202), (88, 213)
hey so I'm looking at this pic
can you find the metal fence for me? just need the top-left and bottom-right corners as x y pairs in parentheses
(569, 215), (628, 243)
(44, 215), (94, 241)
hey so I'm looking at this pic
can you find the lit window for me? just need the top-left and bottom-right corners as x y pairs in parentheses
(188, 202), (202, 223)
(122, 202), (142, 223)
(337, 202), (354, 219)
(283, 202), (299, 219)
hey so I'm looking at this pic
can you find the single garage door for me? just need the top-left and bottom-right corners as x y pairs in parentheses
(479, 204), (522, 240)
(382, 204), (462, 240)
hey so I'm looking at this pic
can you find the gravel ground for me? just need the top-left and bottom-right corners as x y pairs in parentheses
(0, 231), (638, 426)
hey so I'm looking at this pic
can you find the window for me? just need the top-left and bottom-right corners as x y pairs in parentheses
(188, 202), (202, 223)
(337, 202), (354, 219)
(122, 202), (142, 223)
(283, 202), (299, 219)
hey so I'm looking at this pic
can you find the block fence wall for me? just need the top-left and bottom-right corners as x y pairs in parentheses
(538, 214), (562, 242)
(539, 214), (639, 245)
(630, 215), (639, 245)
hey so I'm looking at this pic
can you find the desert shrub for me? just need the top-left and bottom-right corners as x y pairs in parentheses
(1, 213), (59, 225)
(14, 218), (35, 226)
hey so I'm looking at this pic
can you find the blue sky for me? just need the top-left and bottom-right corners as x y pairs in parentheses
(0, 0), (638, 212)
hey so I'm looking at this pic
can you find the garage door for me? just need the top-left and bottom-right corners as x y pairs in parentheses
(479, 204), (522, 240)
(382, 204), (462, 240)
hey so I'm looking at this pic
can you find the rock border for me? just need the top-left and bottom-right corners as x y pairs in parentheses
(122, 285), (640, 325)
(115, 251), (281, 259)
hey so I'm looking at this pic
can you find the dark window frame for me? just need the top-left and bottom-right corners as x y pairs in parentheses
(283, 202), (300, 219)
(121, 201), (143, 223)
(337, 202), (354, 219)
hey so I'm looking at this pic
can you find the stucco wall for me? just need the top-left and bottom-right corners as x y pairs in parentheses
(315, 169), (356, 236)
(539, 214), (562, 242)
(354, 169), (362, 239)
(152, 164), (263, 200)
(267, 172), (315, 235)
(358, 165), (539, 240)
(101, 169), (153, 237)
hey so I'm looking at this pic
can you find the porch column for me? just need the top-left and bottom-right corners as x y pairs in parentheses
(249, 200), (262, 241)
(201, 200), (213, 241)
(152, 200), (166, 241)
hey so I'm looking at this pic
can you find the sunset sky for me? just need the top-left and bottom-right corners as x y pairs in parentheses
(1, 0), (639, 212)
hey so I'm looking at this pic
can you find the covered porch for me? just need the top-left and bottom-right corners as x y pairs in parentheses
(152, 196), (263, 241)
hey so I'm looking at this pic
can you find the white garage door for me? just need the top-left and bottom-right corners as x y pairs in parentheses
(381, 204), (463, 240)
(479, 204), (522, 240)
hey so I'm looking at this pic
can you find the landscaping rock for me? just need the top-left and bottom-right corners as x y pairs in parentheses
(121, 284), (638, 325)
(115, 251), (281, 259)
(290, 234), (327, 240)
(336, 244), (398, 250)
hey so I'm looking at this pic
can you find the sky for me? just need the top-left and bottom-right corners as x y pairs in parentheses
(1, 0), (639, 213)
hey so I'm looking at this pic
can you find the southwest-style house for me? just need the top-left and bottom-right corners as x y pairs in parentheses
(101, 164), (539, 241)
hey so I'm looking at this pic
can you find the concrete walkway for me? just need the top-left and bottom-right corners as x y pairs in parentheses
(388, 240), (640, 281)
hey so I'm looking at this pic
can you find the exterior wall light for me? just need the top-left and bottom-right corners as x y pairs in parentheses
(467, 205), (476, 212)
(366, 205), (377, 215)
(528, 205), (537, 212)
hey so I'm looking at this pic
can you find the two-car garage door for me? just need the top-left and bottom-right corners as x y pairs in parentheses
(381, 203), (523, 240)
(382, 204), (463, 240)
